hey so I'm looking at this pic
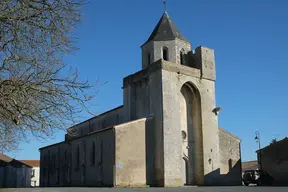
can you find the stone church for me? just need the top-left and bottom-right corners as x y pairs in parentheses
(39, 11), (242, 187)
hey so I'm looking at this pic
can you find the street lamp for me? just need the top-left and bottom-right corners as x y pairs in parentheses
(255, 131), (261, 149)
(255, 131), (262, 170)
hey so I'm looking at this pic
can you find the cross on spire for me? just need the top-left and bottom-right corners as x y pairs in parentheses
(163, 0), (167, 11)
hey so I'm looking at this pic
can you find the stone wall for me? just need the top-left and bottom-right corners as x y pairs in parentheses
(66, 106), (124, 140)
(40, 116), (153, 188)
(0, 164), (32, 188)
(123, 59), (221, 187)
(123, 61), (164, 186)
(141, 38), (192, 69)
(141, 41), (153, 69)
(153, 40), (191, 66)
(175, 39), (192, 66)
(114, 117), (151, 187)
(40, 128), (115, 187)
(161, 60), (220, 186)
(194, 46), (216, 81)
(219, 128), (242, 185)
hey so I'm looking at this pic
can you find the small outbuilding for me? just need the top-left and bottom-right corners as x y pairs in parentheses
(0, 153), (32, 188)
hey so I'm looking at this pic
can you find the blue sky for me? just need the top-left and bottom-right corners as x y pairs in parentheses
(7, 0), (288, 162)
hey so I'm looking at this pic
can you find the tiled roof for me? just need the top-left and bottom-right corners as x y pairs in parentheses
(0, 153), (32, 168)
(242, 160), (258, 171)
(19, 160), (40, 167)
(0, 153), (13, 163)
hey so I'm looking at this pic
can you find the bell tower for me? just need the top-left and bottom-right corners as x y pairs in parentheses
(123, 10), (220, 187)
(141, 11), (193, 69)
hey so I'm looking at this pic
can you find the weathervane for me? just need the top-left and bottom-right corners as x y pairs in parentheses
(163, 0), (167, 11)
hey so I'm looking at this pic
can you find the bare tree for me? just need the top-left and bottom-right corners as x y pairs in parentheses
(0, 0), (95, 152)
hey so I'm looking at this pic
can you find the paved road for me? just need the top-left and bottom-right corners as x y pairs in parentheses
(1, 187), (288, 192)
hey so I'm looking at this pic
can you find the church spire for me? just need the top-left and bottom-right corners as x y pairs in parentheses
(141, 10), (192, 69)
(144, 11), (187, 45)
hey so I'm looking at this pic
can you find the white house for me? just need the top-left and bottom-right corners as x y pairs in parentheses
(19, 160), (40, 187)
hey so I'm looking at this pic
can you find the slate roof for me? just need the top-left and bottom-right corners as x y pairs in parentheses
(144, 11), (187, 45)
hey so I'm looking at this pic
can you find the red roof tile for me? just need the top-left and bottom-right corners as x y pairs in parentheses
(19, 160), (40, 167)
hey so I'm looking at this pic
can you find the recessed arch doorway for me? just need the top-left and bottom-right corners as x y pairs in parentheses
(180, 82), (204, 185)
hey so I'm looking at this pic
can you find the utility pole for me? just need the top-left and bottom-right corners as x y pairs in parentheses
(255, 131), (262, 170)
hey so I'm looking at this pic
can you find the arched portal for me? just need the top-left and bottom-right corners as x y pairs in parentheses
(180, 82), (204, 185)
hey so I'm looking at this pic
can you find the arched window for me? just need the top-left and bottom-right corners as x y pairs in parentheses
(228, 159), (233, 171)
(147, 53), (151, 65)
(76, 145), (80, 167)
(163, 47), (169, 61)
(180, 49), (185, 65)
(91, 141), (95, 166)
